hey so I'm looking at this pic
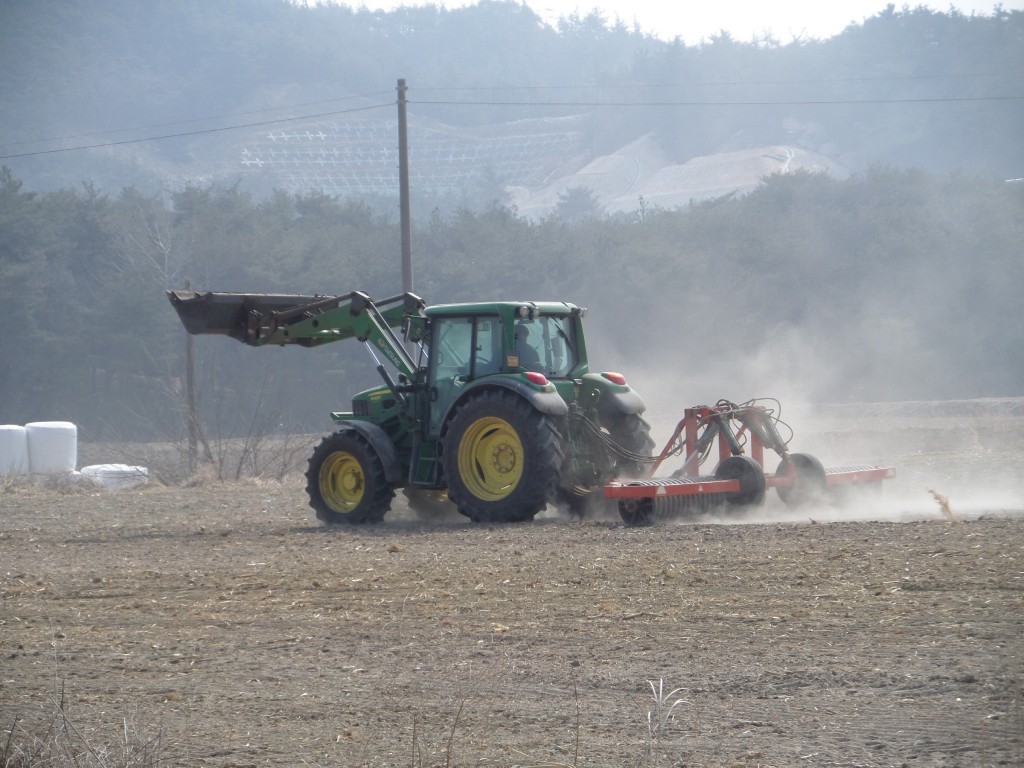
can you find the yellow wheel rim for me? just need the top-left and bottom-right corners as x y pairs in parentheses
(457, 416), (523, 501)
(320, 451), (365, 512)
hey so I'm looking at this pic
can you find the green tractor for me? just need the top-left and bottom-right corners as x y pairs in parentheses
(168, 290), (654, 524)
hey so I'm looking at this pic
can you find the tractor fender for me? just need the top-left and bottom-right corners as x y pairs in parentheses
(332, 421), (403, 484)
(598, 388), (646, 418)
(441, 378), (568, 434)
(579, 373), (647, 420)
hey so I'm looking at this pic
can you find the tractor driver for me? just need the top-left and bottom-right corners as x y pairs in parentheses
(515, 323), (543, 371)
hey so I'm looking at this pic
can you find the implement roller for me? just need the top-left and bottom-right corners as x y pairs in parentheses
(604, 399), (895, 526)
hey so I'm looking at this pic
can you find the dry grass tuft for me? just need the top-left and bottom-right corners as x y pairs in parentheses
(2, 474), (91, 496)
(637, 679), (689, 767)
(1, 475), (32, 494)
(929, 489), (961, 525)
(180, 461), (221, 488)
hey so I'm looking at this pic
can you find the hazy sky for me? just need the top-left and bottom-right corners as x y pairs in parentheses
(342, 0), (1020, 43)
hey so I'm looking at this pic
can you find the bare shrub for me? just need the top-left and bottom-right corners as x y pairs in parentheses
(1, 681), (162, 768)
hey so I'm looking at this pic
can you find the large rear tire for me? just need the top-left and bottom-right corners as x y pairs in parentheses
(561, 412), (655, 519)
(607, 413), (655, 478)
(443, 390), (563, 523)
(305, 431), (394, 525)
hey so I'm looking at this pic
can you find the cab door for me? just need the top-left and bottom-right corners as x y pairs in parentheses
(426, 315), (502, 438)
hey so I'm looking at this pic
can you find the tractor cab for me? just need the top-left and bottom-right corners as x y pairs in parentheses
(419, 302), (588, 437)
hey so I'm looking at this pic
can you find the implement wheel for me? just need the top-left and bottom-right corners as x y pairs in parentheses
(715, 455), (767, 507)
(775, 452), (827, 507)
(619, 497), (655, 527)
(305, 431), (394, 525)
(443, 390), (563, 523)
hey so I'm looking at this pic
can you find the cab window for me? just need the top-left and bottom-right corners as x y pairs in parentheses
(513, 315), (576, 378)
(429, 315), (501, 382)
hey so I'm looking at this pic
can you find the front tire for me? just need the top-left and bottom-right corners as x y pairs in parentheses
(306, 431), (394, 525)
(443, 390), (564, 523)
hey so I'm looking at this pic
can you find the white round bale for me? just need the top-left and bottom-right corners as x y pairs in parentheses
(25, 421), (78, 475)
(80, 464), (149, 491)
(0, 424), (30, 476)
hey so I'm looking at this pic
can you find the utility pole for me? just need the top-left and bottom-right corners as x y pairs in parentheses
(397, 78), (413, 293)
(184, 278), (199, 473)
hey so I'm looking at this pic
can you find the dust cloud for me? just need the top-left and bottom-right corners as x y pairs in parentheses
(587, 319), (1024, 527)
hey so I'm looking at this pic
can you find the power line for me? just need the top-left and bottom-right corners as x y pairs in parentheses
(414, 72), (1015, 92)
(5, 74), (1006, 153)
(3, 71), (1015, 154)
(0, 90), (396, 151)
(2, 93), (1020, 161)
(0, 102), (393, 160)
(414, 95), (1023, 107)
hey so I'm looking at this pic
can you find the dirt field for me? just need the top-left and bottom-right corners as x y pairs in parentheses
(2, 403), (1023, 767)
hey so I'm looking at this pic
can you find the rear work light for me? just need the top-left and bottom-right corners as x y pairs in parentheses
(602, 372), (627, 385)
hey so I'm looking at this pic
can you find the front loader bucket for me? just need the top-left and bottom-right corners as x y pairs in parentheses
(167, 289), (425, 349)
(167, 290), (325, 343)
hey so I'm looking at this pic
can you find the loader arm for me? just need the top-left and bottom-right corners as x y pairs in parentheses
(167, 289), (425, 380)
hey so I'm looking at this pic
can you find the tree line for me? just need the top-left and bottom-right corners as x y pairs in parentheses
(2, 2), (1022, 194)
(1, 166), (1021, 445)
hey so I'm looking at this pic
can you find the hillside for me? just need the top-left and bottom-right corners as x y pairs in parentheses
(228, 118), (851, 218)
(1, 1), (1021, 202)
(509, 136), (849, 217)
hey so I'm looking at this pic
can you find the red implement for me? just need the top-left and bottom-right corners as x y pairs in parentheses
(605, 400), (895, 525)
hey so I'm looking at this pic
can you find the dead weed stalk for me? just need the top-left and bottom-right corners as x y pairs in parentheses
(1, 680), (163, 768)
(637, 679), (689, 767)
(929, 489), (961, 525)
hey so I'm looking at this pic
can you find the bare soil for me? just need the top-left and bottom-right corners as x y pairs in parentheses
(2, 405), (1023, 767)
